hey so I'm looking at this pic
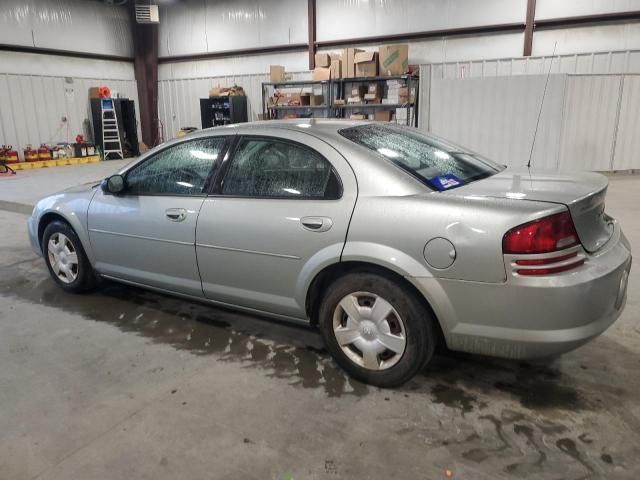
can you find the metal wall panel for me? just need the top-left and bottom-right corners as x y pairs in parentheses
(536, 0), (640, 20)
(316, 0), (526, 42)
(431, 50), (640, 79)
(611, 75), (640, 169)
(558, 75), (622, 171)
(158, 51), (309, 80)
(157, 71), (310, 140)
(0, 73), (139, 161)
(159, 0), (307, 57)
(532, 23), (640, 57)
(0, 0), (132, 57)
(428, 74), (566, 169)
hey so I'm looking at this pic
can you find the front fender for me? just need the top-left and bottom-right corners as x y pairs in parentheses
(31, 189), (98, 265)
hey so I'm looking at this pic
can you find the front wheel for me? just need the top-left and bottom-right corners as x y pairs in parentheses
(43, 220), (97, 293)
(319, 272), (437, 388)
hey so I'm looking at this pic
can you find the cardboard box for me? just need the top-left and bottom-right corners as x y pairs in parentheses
(88, 87), (100, 99)
(350, 113), (368, 120)
(270, 65), (286, 82)
(334, 98), (346, 105)
(347, 96), (363, 104)
(330, 59), (341, 79)
(351, 85), (367, 97)
(315, 53), (331, 68)
(354, 51), (378, 77)
(309, 94), (324, 106)
(366, 83), (384, 99)
(300, 94), (311, 106)
(378, 44), (409, 76)
(342, 48), (364, 78)
(374, 110), (393, 122)
(312, 67), (331, 81)
(364, 94), (381, 103)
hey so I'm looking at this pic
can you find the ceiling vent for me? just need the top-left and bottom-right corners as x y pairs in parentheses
(135, 4), (160, 24)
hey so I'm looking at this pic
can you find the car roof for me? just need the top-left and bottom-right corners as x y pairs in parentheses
(197, 119), (372, 141)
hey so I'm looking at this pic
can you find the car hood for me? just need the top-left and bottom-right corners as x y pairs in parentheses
(61, 180), (101, 194)
(446, 169), (613, 253)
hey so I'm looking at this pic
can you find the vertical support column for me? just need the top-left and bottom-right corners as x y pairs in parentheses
(308, 0), (317, 69)
(130, 6), (159, 147)
(523, 0), (537, 56)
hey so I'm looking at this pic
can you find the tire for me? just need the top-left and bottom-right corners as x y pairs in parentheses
(42, 220), (97, 293)
(319, 271), (437, 388)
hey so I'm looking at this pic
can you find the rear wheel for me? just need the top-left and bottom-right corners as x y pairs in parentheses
(43, 221), (97, 293)
(319, 272), (436, 387)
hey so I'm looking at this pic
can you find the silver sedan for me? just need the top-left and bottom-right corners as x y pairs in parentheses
(27, 120), (632, 387)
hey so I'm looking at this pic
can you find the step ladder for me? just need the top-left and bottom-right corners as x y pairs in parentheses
(101, 98), (124, 160)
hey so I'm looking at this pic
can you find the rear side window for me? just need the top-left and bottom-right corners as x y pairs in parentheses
(339, 124), (503, 190)
(221, 138), (341, 199)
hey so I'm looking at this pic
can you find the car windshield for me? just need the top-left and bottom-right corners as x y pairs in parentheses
(339, 123), (504, 191)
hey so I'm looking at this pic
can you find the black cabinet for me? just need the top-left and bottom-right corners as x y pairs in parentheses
(200, 96), (248, 128)
(89, 98), (139, 157)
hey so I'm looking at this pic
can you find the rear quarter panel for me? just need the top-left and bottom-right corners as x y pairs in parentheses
(342, 191), (564, 283)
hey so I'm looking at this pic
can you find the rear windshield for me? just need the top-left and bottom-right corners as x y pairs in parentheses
(339, 124), (504, 191)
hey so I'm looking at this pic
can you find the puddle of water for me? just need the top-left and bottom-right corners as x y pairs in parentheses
(0, 262), (367, 397)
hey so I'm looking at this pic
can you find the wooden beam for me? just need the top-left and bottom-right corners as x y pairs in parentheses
(308, 0), (317, 70)
(523, 0), (536, 56)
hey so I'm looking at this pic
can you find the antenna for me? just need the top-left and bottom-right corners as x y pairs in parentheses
(527, 41), (557, 169)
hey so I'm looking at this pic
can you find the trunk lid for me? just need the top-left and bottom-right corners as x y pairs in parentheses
(448, 170), (614, 252)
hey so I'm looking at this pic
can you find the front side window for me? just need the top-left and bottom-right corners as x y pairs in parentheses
(221, 138), (341, 199)
(339, 124), (504, 191)
(126, 137), (225, 195)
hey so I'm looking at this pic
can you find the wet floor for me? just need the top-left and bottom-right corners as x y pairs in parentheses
(2, 254), (639, 478)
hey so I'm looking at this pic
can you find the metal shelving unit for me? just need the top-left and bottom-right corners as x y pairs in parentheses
(262, 80), (333, 120)
(333, 75), (418, 126)
(261, 75), (419, 126)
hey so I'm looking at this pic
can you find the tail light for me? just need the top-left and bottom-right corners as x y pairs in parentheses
(503, 211), (584, 276)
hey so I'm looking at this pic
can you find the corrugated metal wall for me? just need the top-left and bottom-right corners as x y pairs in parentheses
(422, 67), (640, 171)
(158, 72), (310, 139)
(431, 50), (640, 79)
(0, 0), (132, 57)
(0, 74), (139, 161)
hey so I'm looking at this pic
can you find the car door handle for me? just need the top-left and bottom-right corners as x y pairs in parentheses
(301, 216), (333, 232)
(165, 208), (187, 222)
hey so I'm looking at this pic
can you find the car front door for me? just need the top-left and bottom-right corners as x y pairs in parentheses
(88, 136), (227, 297)
(196, 129), (357, 319)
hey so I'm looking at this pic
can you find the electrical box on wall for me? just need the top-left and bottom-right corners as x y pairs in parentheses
(135, 4), (159, 24)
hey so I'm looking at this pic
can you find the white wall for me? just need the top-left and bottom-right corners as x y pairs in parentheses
(316, 0), (526, 42)
(423, 69), (640, 171)
(158, 0), (307, 57)
(0, 52), (139, 160)
(0, 0), (132, 57)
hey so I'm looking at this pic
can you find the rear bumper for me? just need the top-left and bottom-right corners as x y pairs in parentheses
(411, 223), (632, 359)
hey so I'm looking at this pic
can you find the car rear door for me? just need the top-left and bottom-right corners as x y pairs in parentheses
(88, 136), (228, 297)
(196, 129), (357, 319)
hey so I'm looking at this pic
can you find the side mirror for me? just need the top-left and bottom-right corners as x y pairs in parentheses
(101, 174), (126, 195)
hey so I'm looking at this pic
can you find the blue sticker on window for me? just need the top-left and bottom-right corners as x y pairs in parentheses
(429, 174), (463, 190)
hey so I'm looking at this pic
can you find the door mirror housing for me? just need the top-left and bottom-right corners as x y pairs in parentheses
(102, 174), (126, 195)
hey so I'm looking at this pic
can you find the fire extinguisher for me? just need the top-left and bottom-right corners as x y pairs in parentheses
(37, 144), (52, 161)
(24, 145), (38, 162)
(4, 146), (19, 164)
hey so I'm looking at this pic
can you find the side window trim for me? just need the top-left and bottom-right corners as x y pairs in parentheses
(210, 134), (343, 200)
(122, 136), (229, 198)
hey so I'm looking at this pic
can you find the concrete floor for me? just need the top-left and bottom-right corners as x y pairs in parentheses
(1, 162), (639, 480)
